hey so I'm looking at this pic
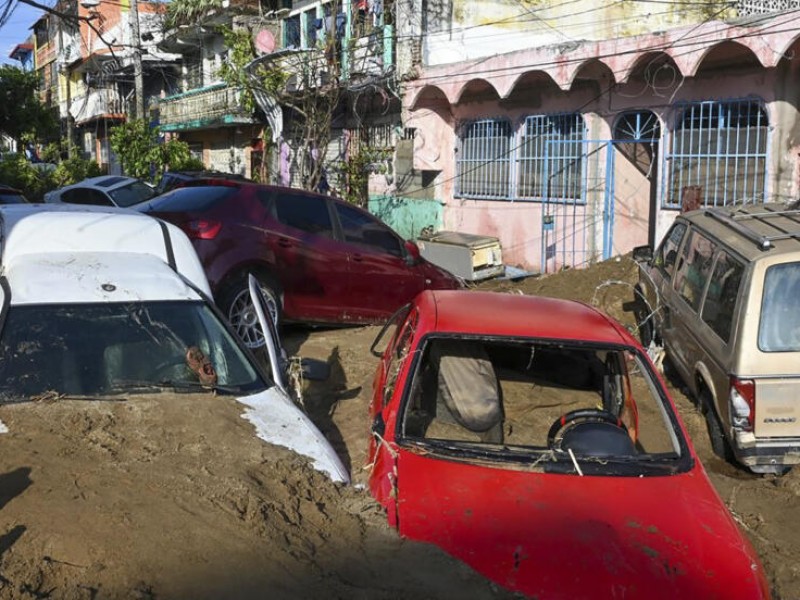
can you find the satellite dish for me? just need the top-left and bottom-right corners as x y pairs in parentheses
(254, 30), (275, 55)
(80, 0), (100, 8)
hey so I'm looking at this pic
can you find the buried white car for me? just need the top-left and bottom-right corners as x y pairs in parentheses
(0, 204), (348, 483)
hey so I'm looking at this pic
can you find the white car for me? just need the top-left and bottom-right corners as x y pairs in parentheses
(44, 175), (157, 208)
(0, 204), (348, 483)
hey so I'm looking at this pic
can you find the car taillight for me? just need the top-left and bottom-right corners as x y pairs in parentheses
(184, 219), (221, 240)
(730, 377), (755, 431)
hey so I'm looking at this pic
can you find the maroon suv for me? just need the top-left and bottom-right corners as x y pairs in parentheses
(137, 180), (462, 346)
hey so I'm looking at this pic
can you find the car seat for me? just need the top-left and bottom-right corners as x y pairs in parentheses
(428, 340), (504, 443)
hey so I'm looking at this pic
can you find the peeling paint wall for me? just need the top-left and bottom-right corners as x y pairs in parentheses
(425, 0), (733, 66)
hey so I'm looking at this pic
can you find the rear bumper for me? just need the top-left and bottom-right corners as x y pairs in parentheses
(733, 430), (800, 470)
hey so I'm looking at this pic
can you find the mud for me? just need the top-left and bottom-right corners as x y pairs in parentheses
(0, 255), (797, 599)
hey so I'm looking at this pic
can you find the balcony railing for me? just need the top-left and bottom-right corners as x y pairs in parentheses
(69, 87), (123, 123)
(158, 83), (253, 131)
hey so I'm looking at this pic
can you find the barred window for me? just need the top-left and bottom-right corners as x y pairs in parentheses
(455, 119), (512, 200)
(665, 99), (768, 208)
(518, 113), (585, 201)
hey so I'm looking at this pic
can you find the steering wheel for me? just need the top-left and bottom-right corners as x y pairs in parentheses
(151, 357), (190, 382)
(547, 408), (627, 450)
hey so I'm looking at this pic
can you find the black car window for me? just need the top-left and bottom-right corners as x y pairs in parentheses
(108, 181), (156, 207)
(654, 222), (686, 279)
(62, 188), (113, 206)
(274, 194), (333, 237)
(0, 191), (27, 204)
(674, 229), (717, 313)
(145, 186), (238, 212)
(334, 202), (402, 257)
(701, 252), (743, 344)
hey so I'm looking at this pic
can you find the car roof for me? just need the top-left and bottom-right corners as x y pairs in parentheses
(68, 175), (142, 191)
(6, 251), (203, 305)
(0, 204), (212, 299)
(679, 203), (800, 262)
(418, 290), (632, 345)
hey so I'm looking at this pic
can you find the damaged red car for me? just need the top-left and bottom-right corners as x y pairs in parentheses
(367, 290), (770, 599)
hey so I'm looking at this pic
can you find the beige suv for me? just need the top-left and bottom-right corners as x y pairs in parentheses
(632, 204), (800, 475)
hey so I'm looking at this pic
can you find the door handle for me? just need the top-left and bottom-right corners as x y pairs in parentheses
(352, 253), (364, 262)
(277, 238), (291, 248)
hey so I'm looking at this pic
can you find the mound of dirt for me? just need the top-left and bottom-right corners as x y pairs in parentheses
(0, 393), (511, 599)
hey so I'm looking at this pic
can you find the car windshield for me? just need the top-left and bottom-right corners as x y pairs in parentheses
(0, 301), (265, 401)
(108, 181), (156, 207)
(401, 337), (690, 476)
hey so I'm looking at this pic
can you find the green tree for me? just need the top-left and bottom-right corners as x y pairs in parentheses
(0, 66), (58, 148)
(109, 119), (201, 181)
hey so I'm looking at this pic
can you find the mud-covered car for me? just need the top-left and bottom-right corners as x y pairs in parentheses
(367, 290), (769, 599)
(0, 204), (348, 483)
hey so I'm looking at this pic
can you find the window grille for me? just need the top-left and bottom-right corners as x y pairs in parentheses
(518, 113), (585, 202)
(665, 99), (768, 208)
(184, 56), (203, 91)
(455, 119), (512, 200)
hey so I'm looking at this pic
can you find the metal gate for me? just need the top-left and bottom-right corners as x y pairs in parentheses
(540, 139), (614, 273)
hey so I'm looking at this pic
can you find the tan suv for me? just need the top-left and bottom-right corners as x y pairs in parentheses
(632, 204), (800, 475)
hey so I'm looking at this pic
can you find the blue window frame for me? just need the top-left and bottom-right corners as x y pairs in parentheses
(665, 98), (768, 208)
(455, 114), (585, 203)
(455, 119), (512, 200)
(518, 113), (585, 201)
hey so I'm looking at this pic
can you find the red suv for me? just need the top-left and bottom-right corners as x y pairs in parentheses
(136, 180), (462, 346)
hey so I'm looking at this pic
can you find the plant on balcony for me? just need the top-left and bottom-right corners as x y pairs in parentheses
(165, 0), (224, 29)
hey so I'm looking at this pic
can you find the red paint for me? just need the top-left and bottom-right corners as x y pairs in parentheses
(139, 182), (461, 324)
(367, 290), (770, 599)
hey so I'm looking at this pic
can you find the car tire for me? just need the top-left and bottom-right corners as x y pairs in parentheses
(219, 272), (283, 350)
(700, 389), (733, 462)
(631, 289), (656, 347)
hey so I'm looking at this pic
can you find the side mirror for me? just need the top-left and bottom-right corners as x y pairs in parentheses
(404, 240), (421, 266)
(632, 245), (653, 263)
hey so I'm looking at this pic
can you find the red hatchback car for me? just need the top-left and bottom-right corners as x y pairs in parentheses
(137, 180), (461, 346)
(368, 290), (770, 599)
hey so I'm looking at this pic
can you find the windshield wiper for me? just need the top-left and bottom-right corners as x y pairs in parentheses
(107, 379), (244, 395)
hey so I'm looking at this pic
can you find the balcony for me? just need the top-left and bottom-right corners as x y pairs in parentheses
(158, 83), (254, 131)
(70, 88), (124, 124)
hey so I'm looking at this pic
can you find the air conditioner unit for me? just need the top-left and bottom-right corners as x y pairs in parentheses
(416, 230), (504, 282)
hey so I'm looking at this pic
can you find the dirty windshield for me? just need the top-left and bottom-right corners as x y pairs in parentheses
(0, 301), (264, 401)
(401, 337), (689, 476)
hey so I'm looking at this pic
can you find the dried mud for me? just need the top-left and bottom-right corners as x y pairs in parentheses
(0, 255), (797, 599)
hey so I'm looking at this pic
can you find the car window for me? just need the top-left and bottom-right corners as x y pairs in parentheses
(654, 222), (686, 278)
(274, 194), (333, 237)
(758, 262), (800, 352)
(62, 188), (113, 206)
(400, 338), (686, 475)
(674, 229), (716, 312)
(146, 186), (237, 212)
(700, 252), (744, 343)
(334, 203), (403, 257)
(0, 191), (27, 204)
(0, 301), (263, 400)
(109, 181), (156, 207)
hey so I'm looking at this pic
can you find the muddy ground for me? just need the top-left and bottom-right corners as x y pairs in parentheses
(0, 256), (796, 598)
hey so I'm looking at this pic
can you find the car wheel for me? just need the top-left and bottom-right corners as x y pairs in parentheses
(700, 389), (733, 462)
(632, 290), (655, 347)
(220, 273), (282, 349)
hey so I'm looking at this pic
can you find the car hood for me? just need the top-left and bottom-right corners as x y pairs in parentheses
(237, 388), (349, 484)
(395, 452), (768, 599)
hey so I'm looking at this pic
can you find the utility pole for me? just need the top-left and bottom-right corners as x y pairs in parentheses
(129, 0), (145, 120)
